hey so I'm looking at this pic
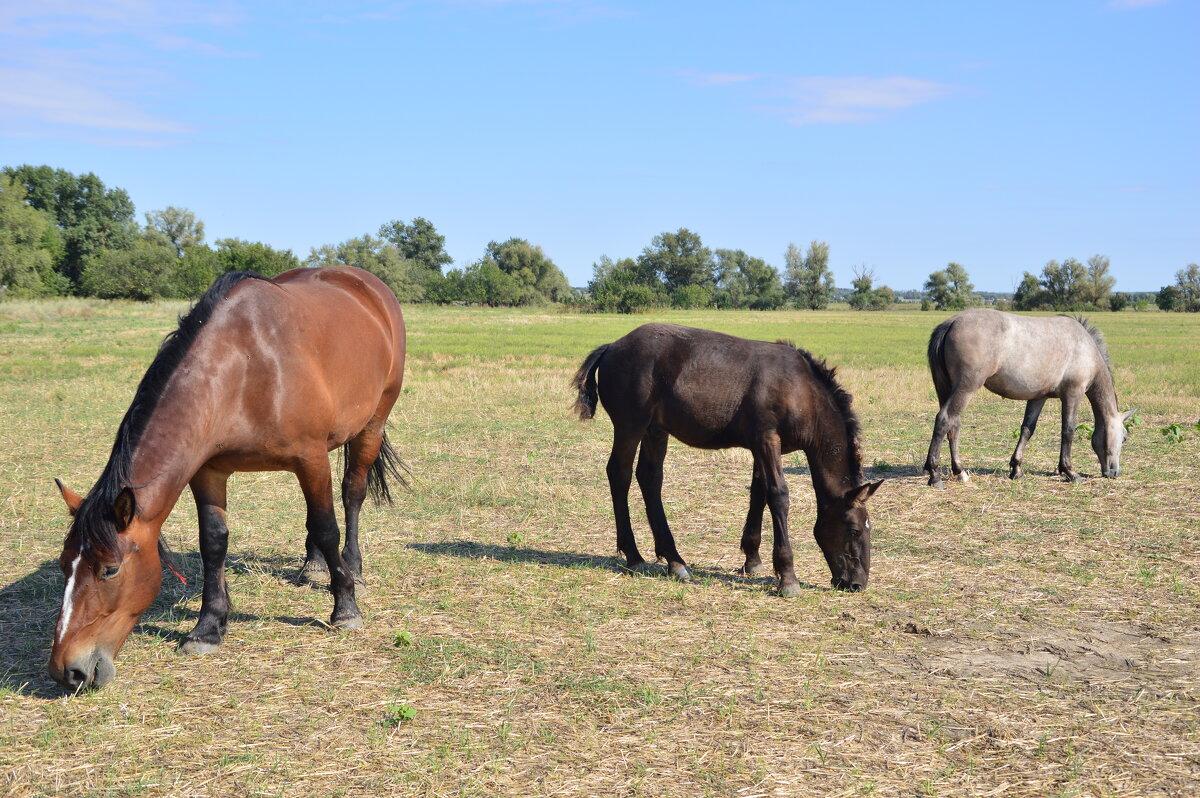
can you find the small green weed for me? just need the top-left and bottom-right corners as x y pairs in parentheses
(1160, 423), (1185, 444)
(381, 703), (417, 726)
(871, 459), (892, 473)
(393, 630), (414, 647)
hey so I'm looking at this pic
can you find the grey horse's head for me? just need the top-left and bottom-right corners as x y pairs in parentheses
(1091, 409), (1137, 478)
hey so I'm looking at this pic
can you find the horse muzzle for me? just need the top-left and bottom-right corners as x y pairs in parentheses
(832, 576), (867, 592)
(49, 649), (116, 692)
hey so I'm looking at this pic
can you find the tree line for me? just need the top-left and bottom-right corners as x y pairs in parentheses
(2, 164), (1196, 312)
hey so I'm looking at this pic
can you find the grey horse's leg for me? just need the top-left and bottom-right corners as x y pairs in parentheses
(925, 389), (974, 487)
(1009, 398), (1047, 479)
(1058, 392), (1082, 481)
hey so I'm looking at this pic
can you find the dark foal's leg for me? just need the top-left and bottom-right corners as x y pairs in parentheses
(181, 467), (232, 655)
(341, 425), (387, 587)
(296, 456), (362, 629)
(1009, 398), (1046, 479)
(757, 436), (800, 596)
(739, 461), (766, 575)
(635, 427), (689, 580)
(607, 428), (649, 572)
(1058, 392), (1082, 482)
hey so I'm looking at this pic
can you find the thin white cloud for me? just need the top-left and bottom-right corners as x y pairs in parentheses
(685, 71), (960, 125)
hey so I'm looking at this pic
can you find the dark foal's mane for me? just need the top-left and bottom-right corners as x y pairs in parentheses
(1065, 314), (1112, 372)
(67, 272), (269, 557)
(777, 340), (865, 484)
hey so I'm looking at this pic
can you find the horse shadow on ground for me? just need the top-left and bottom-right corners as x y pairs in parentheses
(0, 552), (337, 699)
(406, 540), (824, 594)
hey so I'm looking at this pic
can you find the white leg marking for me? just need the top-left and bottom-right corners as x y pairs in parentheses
(58, 554), (82, 644)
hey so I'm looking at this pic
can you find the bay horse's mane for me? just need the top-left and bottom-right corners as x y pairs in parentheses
(1063, 314), (1112, 372)
(68, 271), (270, 557)
(776, 339), (865, 484)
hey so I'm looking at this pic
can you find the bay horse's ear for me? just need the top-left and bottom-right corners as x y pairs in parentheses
(113, 487), (136, 532)
(55, 478), (83, 516)
(849, 480), (884, 505)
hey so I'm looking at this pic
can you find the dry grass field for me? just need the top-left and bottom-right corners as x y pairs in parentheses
(1, 300), (1197, 797)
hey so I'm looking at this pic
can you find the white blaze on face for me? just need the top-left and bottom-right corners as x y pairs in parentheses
(58, 554), (83, 644)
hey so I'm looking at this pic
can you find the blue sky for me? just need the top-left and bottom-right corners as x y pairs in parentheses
(2, 0), (1196, 291)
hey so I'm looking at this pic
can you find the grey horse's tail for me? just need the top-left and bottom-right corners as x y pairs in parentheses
(572, 343), (610, 420)
(927, 318), (955, 404)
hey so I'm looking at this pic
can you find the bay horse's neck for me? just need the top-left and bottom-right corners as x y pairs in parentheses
(799, 389), (862, 504)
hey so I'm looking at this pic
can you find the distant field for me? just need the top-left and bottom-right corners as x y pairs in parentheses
(1, 301), (1197, 797)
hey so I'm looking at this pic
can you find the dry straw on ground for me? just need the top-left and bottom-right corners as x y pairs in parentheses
(1, 304), (1197, 797)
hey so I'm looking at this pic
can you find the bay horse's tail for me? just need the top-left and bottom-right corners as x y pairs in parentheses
(345, 431), (411, 506)
(927, 317), (955, 403)
(572, 343), (610, 420)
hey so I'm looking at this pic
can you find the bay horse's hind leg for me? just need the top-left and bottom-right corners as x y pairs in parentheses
(339, 421), (390, 586)
(608, 426), (649, 573)
(1009, 398), (1046, 479)
(180, 467), (233, 655)
(295, 455), (362, 629)
(739, 461), (766, 575)
(636, 427), (689, 581)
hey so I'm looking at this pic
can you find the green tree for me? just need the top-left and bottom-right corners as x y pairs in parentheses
(80, 235), (176, 300)
(3, 165), (137, 288)
(1039, 258), (1088, 309)
(480, 238), (570, 304)
(1156, 284), (1182, 311)
(1083, 254), (1116, 309)
(145, 207), (205, 256)
(637, 229), (714, 297)
(924, 262), (976, 310)
(167, 245), (220, 299)
(1108, 292), (1129, 312)
(306, 235), (424, 301)
(848, 266), (894, 311)
(587, 255), (665, 313)
(1012, 272), (1048, 311)
(784, 240), (835, 310)
(1174, 264), (1200, 312)
(0, 176), (60, 297)
(215, 238), (301, 277)
(378, 217), (453, 274)
(713, 249), (784, 310)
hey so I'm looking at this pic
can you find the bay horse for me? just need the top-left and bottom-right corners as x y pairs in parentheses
(573, 323), (882, 595)
(923, 308), (1134, 488)
(50, 267), (407, 690)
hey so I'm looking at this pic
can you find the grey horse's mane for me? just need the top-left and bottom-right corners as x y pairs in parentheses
(1064, 314), (1112, 372)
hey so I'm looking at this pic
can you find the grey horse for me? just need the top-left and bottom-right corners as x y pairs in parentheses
(923, 309), (1135, 487)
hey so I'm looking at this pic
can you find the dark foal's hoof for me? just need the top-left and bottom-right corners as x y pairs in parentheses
(668, 563), (691, 582)
(331, 612), (364, 630)
(298, 560), (330, 585)
(179, 638), (221, 656)
(778, 581), (802, 598)
(929, 479), (946, 490)
(624, 560), (654, 575)
(740, 561), (765, 576)
(1062, 470), (1081, 483)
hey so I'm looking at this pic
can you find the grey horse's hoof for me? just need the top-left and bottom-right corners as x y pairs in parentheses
(179, 638), (221, 656)
(955, 470), (971, 483)
(778, 581), (802, 597)
(1009, 468), (1023, 480)
(668, 563), (691, 582)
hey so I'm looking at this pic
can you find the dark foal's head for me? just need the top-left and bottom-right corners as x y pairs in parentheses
(813, 480), (883, 592)
(49, 481), (163, 691)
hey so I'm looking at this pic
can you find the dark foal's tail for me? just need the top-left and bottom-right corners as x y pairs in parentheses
(344, 431), (411, 507)
(572, 343), (610, 420)
(926, 318), (954, 403)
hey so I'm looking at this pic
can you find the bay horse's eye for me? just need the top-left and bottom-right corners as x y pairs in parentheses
(101, 564), (121, 580)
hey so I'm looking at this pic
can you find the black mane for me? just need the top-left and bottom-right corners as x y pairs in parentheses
(780, 341), (865, 484)
(68, 272), (268, 556)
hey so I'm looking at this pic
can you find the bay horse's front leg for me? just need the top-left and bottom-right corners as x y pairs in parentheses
(1009, 398), (1046, 479)
(739, 461), (766, 575)
(1058, 393), (1082, 482)
(295, 457), (362, 629)
(636, 427), (689, 580)
(757, 435), (800, 596)
(181, 467), (232, 655)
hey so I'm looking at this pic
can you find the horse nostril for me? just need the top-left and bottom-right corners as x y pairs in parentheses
(851, 583), (864, 592)
(63, 666), (89, 690)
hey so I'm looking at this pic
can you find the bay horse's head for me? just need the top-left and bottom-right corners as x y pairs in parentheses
(813, 480), (883, 592)
(1092, 410), (1137, 478)
(49, 480), (162, 691)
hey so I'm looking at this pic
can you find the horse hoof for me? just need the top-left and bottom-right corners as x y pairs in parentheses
(179, 639), (221, 656)
(625, 560), (653, 575)
(668, 563), (691, 582)
(332, 614), (364, 630)
(298, 561), (329, 585)
(778, 581), (802, 597)
(1062, 471), (1081, 483)
(956, 470), (970, 483)
(740, 561), (765, 576)
(1009, 468), (1023, 480)
(353, 575), (367, 591)
(929, 480), (946, 490)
